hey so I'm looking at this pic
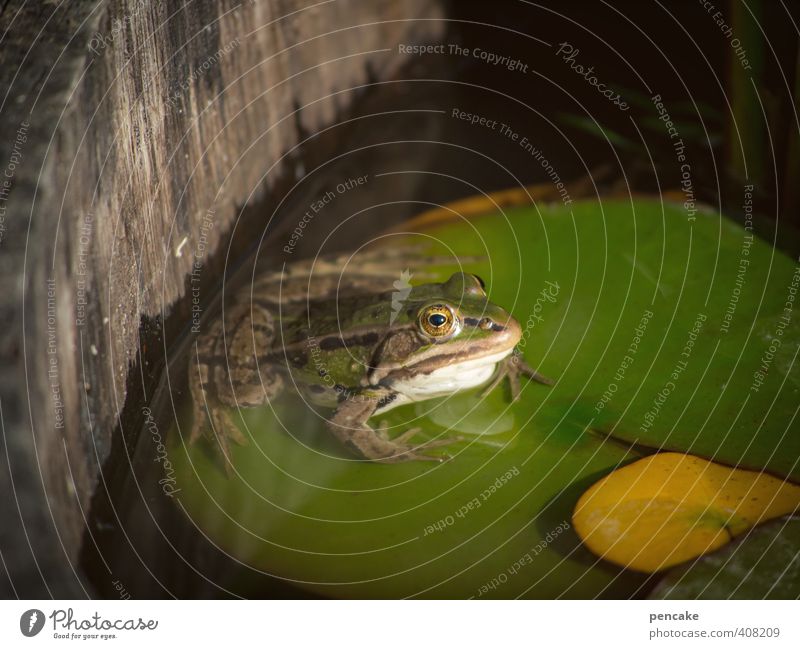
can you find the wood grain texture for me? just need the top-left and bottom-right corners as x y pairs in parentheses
(0, 0), (444, 596)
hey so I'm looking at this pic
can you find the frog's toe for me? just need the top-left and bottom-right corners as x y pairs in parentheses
(188, 403), (217, 445)
(508, 372), (522, 401)
(382, 434), (462, 463)
(398, 451), (449, 463)
(379, 423), (459, 448)
(389, 426), (423, 444)
(210, 408), (249, 447)
(512, 354), (554, 386)
(188, 413), (206, 445)
(374, 421), (423, 442)
(204, 409), (250, 476)
(480, 370), (506, 399)
(417, 436), (463, 455)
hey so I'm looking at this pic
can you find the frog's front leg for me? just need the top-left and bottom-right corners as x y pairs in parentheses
(481, 350), (553, 401)
(327, 390), (459, 463)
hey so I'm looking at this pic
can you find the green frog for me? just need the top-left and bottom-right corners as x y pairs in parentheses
(188, 250), (550, 466)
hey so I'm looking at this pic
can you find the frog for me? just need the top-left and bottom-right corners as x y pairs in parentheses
(188, 250), (551, 467)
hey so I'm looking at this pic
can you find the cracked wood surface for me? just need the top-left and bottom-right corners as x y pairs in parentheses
(0, 0), (444, 596)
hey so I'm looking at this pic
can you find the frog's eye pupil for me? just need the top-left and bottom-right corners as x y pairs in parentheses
(419, 304), (458, 339)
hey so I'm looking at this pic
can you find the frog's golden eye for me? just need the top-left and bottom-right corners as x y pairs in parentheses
(418, 304), (458, 340)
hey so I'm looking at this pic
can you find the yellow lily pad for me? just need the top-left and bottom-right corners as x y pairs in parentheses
(572, 453), (800, 573)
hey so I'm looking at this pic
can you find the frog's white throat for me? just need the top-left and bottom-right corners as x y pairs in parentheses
(377, 347), (514, 413)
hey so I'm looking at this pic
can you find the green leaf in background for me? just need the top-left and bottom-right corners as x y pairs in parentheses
(558, 112), (637, 150)
(171, 197), (799, 598)
(437, 199), (799, 482)
(408, 197), (798, 478)
(649, 516), (800, 599)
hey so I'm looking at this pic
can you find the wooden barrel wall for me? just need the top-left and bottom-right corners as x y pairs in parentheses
(0, 0), (445, 597)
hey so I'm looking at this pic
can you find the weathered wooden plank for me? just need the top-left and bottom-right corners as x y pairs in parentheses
(0, 0), (444, 596)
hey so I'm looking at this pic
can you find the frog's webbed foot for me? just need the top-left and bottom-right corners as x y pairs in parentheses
(374, 420), (462, 463)
(376, 442), (455, 463)
(482, 351), (553, 401)
(327, 395), (461, 463)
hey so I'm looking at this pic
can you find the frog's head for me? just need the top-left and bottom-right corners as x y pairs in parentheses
(367, 272), (522, 387)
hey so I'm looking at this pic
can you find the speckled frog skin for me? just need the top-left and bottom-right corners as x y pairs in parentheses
(188, 250), (549, 466)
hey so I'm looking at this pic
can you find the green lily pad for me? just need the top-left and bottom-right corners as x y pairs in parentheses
(649, 516), (800, 598)
(439, 199), (799, 481)
(171, 379), (645, 598)
(170, 197), (798, 598)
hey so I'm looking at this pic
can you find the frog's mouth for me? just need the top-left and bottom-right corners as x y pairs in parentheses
(388, 347), (515, 402)
(372, 314), (522, 388)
